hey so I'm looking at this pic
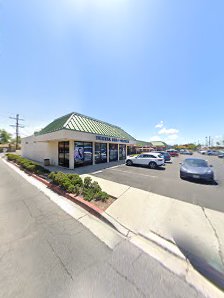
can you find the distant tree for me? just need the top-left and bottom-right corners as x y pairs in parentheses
(0, 129), (12, 144)
(216, 141), (220, 146)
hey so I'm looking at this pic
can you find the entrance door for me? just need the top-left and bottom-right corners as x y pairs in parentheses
(58, 141), (69, 167)
(119, 144), (126, 160)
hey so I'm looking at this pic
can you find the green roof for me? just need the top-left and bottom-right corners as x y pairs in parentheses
(37, 112), (136, 140)
(136, 140), (167, 147)
(136, 140), (152, 147)
(150, 141), (167, 147)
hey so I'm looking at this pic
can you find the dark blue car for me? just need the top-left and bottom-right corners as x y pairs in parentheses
(155, 151), (171, 162)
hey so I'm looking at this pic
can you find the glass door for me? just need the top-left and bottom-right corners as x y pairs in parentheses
(58, 141), (69, 167)
(119, 144), (126, 160)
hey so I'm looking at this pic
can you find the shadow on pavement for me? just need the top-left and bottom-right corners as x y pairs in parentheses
(130, 164), (166, 171)
(173, 235), (224, 291)
(182, 178), (218, 186)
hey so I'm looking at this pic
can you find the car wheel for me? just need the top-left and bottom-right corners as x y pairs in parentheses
(148, 161), (157, 169)
(126, 160), (133, 166)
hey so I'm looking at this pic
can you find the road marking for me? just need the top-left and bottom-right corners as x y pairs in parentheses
(109, 165), (123, 169)
(92, 170), (103, 174)
(108, 168), (158, 178)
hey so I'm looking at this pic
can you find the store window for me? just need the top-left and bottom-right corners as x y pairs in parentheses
(74, 141), (93, 167)
(58, 141), (69, 168)
(95, 143), (107, 164)
(119, 144), (126, 160)
(109, 144), (118, 162)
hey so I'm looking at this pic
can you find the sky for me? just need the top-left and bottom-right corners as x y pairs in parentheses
(0, 0), (224, 145)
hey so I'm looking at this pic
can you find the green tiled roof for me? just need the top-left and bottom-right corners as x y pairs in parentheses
(136, 140), (167, 147)
(37, 112), (136, 140)
(136, 140), (152, 147)
(150, 141), (167, 147)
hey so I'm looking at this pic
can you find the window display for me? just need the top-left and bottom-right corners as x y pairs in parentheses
(95, 143), (107, 164)
(74, 141), (93, 166)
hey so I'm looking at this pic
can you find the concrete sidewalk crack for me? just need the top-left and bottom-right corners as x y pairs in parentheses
(47, 240), (74, 281)
(117, 186), (131, 199)
(201, 207), (224, 268)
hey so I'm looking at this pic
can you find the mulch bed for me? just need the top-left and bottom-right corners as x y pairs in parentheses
(91, 197), (116, 211)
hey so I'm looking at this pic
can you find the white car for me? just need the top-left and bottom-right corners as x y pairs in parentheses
(125, 153), (165, 169)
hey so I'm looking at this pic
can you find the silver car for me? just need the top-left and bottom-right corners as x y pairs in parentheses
(180, 158), (214, 182)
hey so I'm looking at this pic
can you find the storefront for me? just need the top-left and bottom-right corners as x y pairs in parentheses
(21, 112), (136, 169)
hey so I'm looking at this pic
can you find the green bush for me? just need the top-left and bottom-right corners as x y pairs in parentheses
(83, 179), (103, 201)
(48, 173), (109, 202)
(83, 176), (92, 189)
(6, 154), (49, 175)
(48, 172), (83, 195)
(95, 191), (109, 202)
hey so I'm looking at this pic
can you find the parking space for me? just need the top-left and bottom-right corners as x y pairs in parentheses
(91, 153), (224, 213)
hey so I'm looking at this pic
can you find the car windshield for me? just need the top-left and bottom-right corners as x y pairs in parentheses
(184, 159), (208, 167)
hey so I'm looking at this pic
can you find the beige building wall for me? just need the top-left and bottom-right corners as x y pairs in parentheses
(21, 135), (58, 166)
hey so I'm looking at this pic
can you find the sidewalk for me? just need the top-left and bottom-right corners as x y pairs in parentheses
(81, 174), (224, 290)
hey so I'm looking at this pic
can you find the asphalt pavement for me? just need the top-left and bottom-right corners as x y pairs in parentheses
(0, 158), (205, 298)
(91, 153), (224, 213)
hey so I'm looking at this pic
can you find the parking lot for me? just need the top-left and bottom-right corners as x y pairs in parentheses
(91, 153), (224, 213)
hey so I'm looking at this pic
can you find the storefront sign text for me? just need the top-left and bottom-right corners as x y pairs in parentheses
(96, 136), (129, 143)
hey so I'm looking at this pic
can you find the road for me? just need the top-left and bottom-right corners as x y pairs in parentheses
(91, 153), (224, 213)
(0, 158), (205, 298)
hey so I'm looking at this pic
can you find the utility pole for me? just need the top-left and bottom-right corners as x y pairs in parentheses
(9, 114), (24, 150)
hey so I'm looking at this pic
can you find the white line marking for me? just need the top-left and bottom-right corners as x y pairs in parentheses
(109, 168), (157, 178)
(109, 165), (123, 169)
(92, 170), (103, 174)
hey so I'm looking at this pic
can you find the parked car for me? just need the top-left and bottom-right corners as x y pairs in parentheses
(180, 158), (214, 182)
(179, 149), (193, 155)
(166, 149), (179, 157)
(218, 151), (224, 158)
(207, 150), (219, 156)
(199, 150), (207, 155)
(154, 151), (171, 162)
(126, 153), (165, 169)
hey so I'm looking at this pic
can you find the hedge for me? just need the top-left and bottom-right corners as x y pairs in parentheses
(6, 154), (50, 175)
(6, 154), (109, 202)
(48, 172), (109, 202)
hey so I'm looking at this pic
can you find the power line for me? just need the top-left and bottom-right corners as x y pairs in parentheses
(9, 114), (24, 150)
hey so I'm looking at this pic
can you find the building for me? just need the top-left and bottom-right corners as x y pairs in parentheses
(127, 140), (167, 155)
(22, 112), (137, 169)
(0, 143), (16, 153)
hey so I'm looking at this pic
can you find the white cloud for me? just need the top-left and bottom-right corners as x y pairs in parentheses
(158, 127), (179, 135)
(149, 135), (162, 141)
(155, 121), (164, 128)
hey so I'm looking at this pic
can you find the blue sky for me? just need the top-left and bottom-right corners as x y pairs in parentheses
(0, 0), (224, 145)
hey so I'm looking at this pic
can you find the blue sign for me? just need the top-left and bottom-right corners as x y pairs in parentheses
(96, 136), (129, 143)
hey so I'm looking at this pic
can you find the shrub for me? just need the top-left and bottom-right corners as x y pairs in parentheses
(83, 179), (102, 201)
(6, 154), (49, 175)
(83, 177), (92, 189)
(95, 191), (109, 202)
(48, 172), (109, 202)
